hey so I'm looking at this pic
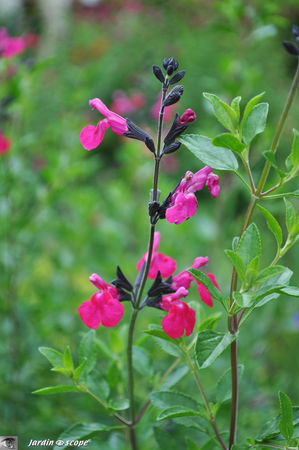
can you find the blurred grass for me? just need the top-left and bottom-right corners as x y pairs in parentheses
(1, 0), (299, 448)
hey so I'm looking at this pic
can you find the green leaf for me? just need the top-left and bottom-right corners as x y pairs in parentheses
(233, 291), (255, 308)
(279, 391), (294, 440)
(195, 330), (236, 369)
(291, 128), (299, 169)
(38, 347), (64, 368)
(256, 406), (299, 442)
(217, 365), (244, 403)
(157, 406), (202, 421)
(188, 269), (223, 304)
(179, 135), (238, 171)
(63, 346), (73, 371)
(242, 92), (265, 123)
(154, 426), (179, 450)
(32, 385), (80, 395)
(279, 286), (299, 297)
(53, 422), (124, 450)
(150, 390), (199, 411)
(73, 359), (87, 382)
(198, 312), (223, 332)
(212, 133), (245, 153)
(107, 399), (129, 411)
(225, 249), (246, 283)
(160, 365), (189, 390)
(203, 92), (237, 132)
(186, 437), (201, 450)
(79, 330), (97, 375)
(263, 150), (287, 177)
(255, 265), (288, 286)
(231, 96), (242, 121)
(245, 255), (260, 286)
(144, 328), (185, 359)
(87, 371), (110, 400)
(236, 223), (262, 271)
(284, 198), (297, 234)
(133, 346), (153, 377)
(262, 189), (299, 199)
(241, 103), (268, 145)
(258, 205), (282, 248)
(51, 367), (72, 377)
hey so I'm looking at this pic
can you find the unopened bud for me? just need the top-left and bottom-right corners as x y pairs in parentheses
(178, 108), (196, 125)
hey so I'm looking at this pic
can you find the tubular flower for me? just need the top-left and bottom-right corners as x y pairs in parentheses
(171, 256), (209, 290)
(160, 287), (196, 339)
(136, 232), (176, 279)
(195, 273), (220, 307)
(165, 166), (220, 224)
(80, 98), (128, 151)
(0, 28), (26, 59)
(78, 273), (124, 329)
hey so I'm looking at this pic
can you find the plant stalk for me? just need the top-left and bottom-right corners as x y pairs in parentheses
(228, 59), (299, 449)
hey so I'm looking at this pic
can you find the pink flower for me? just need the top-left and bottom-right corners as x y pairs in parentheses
(110, 90), (144, 115)
(80, 98), (128, 151)
(195, 273), (220, 307)
(0, 28), (26, 59)
(165, 166), (220, 224)
(178, 108), (196, 125)
(172, 256), (209, 290)
(136, 232), (176, 279)
(160, 287), (195, 339)
(151, 93), (176, 123)
(0, 133), (11, 155)
(78, 273), (124, 329)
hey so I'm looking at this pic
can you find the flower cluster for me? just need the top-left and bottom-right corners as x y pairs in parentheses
(165, 167), (220, 224)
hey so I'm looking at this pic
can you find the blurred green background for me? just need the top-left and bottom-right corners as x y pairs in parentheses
(1, 0), (299, 448)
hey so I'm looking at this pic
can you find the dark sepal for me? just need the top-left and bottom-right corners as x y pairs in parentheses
(148, 201), (160, 218)
(147, 271), (174, 298)
(283, 41), (299, 55)
(158, 180), (181, 219)
(153, 65), (165, 83)
(124, 119), (156, 153)
(162, 57), (179, 75)
(163, 113), (187, 147)
(163, 141), (181, 155)
(111, 265), (133, 292)
(292, 24), (299, 39)
(145, 296), (163, 310)
(169, 70), (186, 85)
(118, 291), (132, 302)
(163, 85), (184, 107)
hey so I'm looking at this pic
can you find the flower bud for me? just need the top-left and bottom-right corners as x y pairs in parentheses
(163, 85), (184, 107)
(162, 57), (179, 76)
(283, 41), (299, 55)
(152, 65), (165, 83)
(169, 70), (186, 85)
(178, 108), (196, 125)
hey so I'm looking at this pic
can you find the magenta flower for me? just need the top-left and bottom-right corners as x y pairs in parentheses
(165, 166), (220, 224)
(160, 287), (196, 339)
(178, 108), (196, 125)
(78, 273), (124, 329)
(136, 232), (176, 279)
(80, 98), (128, 151)
(0, 132), (11, 155)
(171, 256), (209, 290)
(0, 28), (27, 59)
(195, 273), (220, 307)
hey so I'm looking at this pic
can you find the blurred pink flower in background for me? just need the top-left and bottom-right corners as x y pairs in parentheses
(0, 132), (11, 155)
(0, 28), (27, 59)
(151, 93), (176, 123)
(110, 90), (144, 115)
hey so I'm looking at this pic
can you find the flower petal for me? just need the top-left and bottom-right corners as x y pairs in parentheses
(80, 121), (107, 151)
(99, 291), (124, 327)
(78, 297), (101, 329)
(165, 192), (197, 224)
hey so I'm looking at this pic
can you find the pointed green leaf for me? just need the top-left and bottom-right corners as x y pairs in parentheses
(258, 205), (282, 248)
(133, 346), (153, 377)
(255, 265), (288, 286)
(38, 347), (64, 368)
(233, 291), (255, 308)
(242, 92), (265, 123)
(157, 406), (202, 421)
(263, 150), (287, 177)
(160, 365), (189, 390)
(245, 255), (260, 286)
(51, 367), (72, 377)
(225, 249), (246, 282)
(198, 312), (222, 332)
(150, 390), (199, 411)
(79, 330), (96, 375)
(279, 286), (299, 297)
(203, 92), (237, 132)
(33, 385), (80, 395)
(145, 328), (185, 358)
(186, 437), (201, 450)
(242, 103), (268, 145)
(262, 189), (299, 199)
(279, 391), (294, 440)
(236, 223), (261, 270)
(188, 269), (223, 304)
(73, 359), (87, 382)
(256, 406), (299, 442)
(196, 330), (236, 369)
(231, 96), (242, 121)
(284, 198), (297, 234)
(53, 422), (124, 450)
(212, 133), (245, 153)
(64, 346), (73, 371)
(87, 371), (110, 400)
(179, 134), (238, 171)
(107, 399), (129, 411)
(291, 128), (299, 169)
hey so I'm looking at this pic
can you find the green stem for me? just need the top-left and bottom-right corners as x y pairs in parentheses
(228, 60), (299, 449)
(85, 388), (130, 427)
(184, 350), (227, 450)
(126, 83), (168, 449)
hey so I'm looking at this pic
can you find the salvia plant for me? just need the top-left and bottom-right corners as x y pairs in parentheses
(35, 27), (299, 450)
